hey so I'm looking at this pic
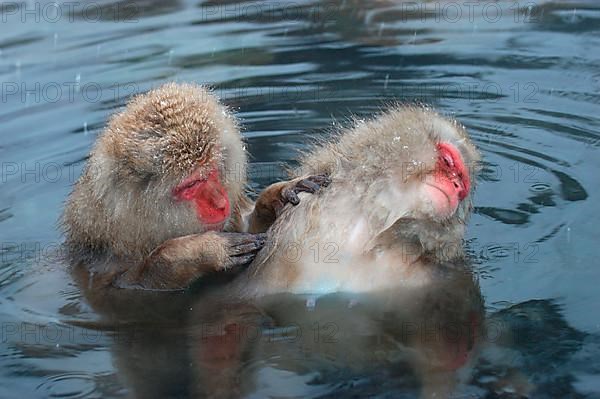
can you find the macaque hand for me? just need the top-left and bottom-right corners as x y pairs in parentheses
(117, 232), (266, 290)
(218, 232), (267, 270)
(248, 174), (331, 233)
(280, 174), (332, 208)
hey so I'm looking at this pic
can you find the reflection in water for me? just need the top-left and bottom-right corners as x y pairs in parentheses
(73, 258), (483, 398)
(478, 300), (587, 397)
(67, 256), (592, 398)
(63, 257), (592, 398)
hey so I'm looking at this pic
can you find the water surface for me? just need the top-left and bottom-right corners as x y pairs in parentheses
(1, 0), (600, 397)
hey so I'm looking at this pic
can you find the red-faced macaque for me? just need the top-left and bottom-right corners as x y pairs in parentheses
(239, 105), (481, 296)
(62, 83), (329, 290)
(187, 106), (483, 398)
(67, 106), (483, 398)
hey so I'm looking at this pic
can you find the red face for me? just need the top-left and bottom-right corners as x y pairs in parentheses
(172, 166), (230, 227)
(424, 142), (470, 217)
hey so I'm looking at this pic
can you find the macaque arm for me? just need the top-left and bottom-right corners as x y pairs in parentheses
(247, 174), (331, 233)
(116, 232), (265, 290)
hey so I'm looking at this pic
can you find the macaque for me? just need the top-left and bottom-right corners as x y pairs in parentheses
(238, 105), (481, 296)
(189, 106), (483, 398)
(67, 105), (484, 398)
(62, 83), (329, 290)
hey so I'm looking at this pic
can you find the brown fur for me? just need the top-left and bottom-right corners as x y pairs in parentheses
(61, 83), (305, 290)
(62, 83), (249, 258)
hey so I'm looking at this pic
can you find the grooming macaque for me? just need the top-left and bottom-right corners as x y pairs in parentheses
(68, 102), (482, 397)
(62, 83), (329, 290)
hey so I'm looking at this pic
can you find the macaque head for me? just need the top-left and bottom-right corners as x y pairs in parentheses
(65, 83), (247, 257)
(299, 106), (480, 261)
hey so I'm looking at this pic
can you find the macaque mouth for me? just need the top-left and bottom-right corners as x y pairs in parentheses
(424, 182), (452, 204)
(173, 167), (231, 224)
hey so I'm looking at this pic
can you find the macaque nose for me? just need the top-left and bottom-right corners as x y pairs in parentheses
(207, 180), (228, 209)
(452, 174), (467, 201)
(212, 192), (228, 210)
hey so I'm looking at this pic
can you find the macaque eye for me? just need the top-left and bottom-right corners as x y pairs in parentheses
(172, 176), (208, 200)
(442, 152), (454, 168)
(437, 145), (456, 169)
(180, 178), (205, 191)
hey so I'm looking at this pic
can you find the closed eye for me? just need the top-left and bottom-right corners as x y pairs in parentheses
(180, 179), (204, 191)
(173, 178), (207, 199)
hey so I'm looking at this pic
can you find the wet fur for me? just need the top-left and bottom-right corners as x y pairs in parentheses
(242, 106), (480, 295)
(62, 83), (250, 260)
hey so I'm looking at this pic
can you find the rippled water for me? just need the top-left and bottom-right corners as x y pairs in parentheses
(1, 0), (600, 397)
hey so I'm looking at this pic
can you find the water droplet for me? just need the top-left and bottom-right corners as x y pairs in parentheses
(15, 60), (21, 79)
(530, 183), (550, 193)
(410, 31), (417, 45)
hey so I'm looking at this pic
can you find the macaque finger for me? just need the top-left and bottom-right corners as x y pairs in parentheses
(219, 232), (267, 246)
(281, 187), (300, 206)
(293, 179), (321, 194)
(293, 174), (331, 194)
(307, 174), (332, 187)
(227, 254), (257, 268)
(281, 174), (331, 207)
(230, 240), (266, 256)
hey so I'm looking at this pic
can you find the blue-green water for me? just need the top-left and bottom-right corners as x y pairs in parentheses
(1, 0), (600, 397)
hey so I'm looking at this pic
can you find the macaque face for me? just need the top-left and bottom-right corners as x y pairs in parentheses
(172, 163), (231, 227)
(376, 140), (473, 226)
(422, 142), (471, 218)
